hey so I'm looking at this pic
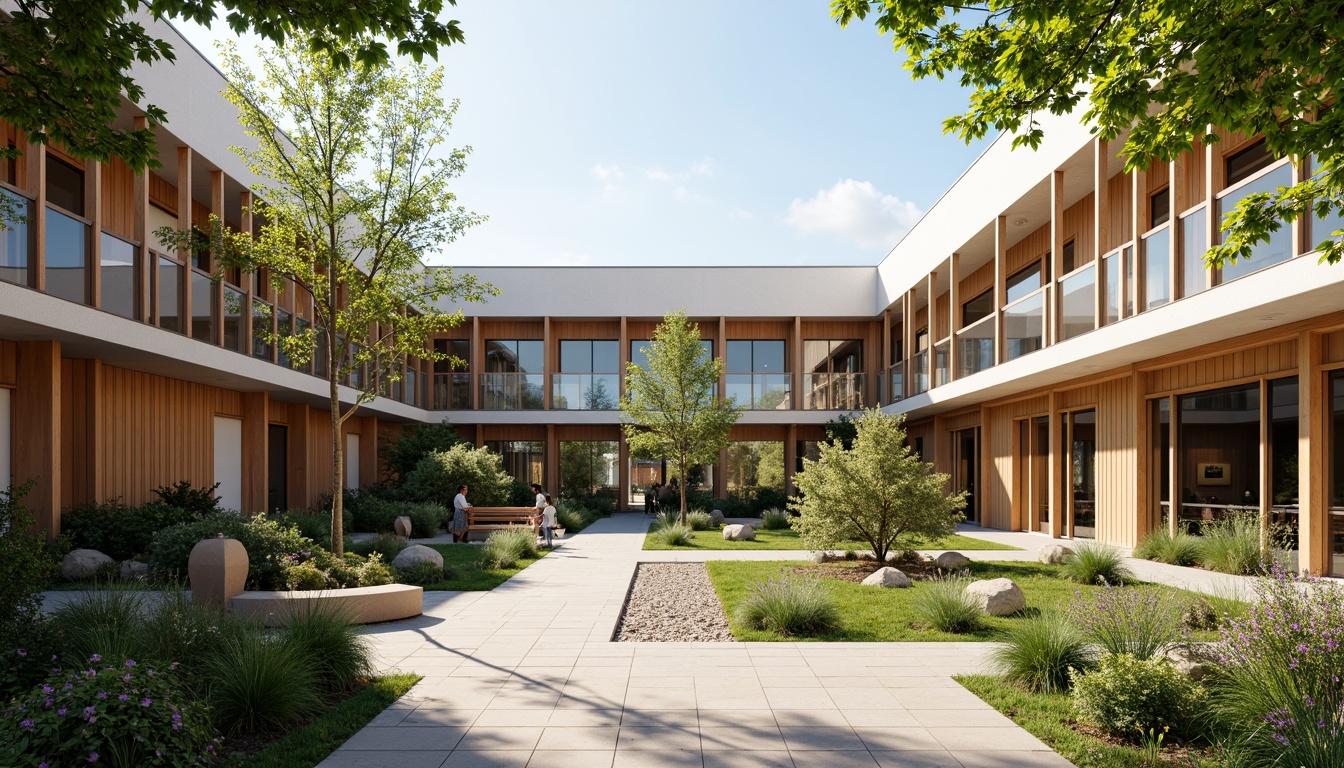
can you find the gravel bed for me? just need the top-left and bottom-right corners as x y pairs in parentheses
(615, 562), (735, 642)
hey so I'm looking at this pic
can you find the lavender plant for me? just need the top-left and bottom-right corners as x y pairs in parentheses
(1068, 585), (1186, 660)
(1210, 565), (1344, 768)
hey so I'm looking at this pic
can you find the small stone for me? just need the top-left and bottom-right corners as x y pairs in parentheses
(722, 523), (756, 541)
(1038, 544), (1070, 565)
(391, 544), (444, 570)
(964, 578), (1026, 616)
(120, 560), (149, 580)
(810, 551), (828, 563)
(861, 567), (912, 588)
(709, 510), (726, 526)
(62, 549), (114, 580)
(393, 516), (413, 538)
(935, 551), (971, 570)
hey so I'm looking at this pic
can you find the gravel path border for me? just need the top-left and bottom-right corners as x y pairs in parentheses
(614, 562), (735, 642)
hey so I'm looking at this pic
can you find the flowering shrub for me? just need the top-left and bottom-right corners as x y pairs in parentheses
(1067, 585), (1185, 660)
(1070, 653), (1206, 740)
(0, 657), (216, 767)
(148, 513), (315, 589)
(1211, 566), (1344, 767)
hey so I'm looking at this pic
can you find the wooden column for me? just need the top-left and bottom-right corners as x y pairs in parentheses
(1132, 366), (1151, 546)
(618, 316), (629, 399)
(792, 316), (802, 409)
(926, 270), (938, 386)
(881, 308), (892, 402)
(24, 139), (46, 292)
(287, 403), (310, 509)
(545, 424), (558, 495)
(177, 147), (192, 336)
(1049, 170), (1064, 343)
(994, 216), (1007, 364)
(1170, 157), (1183, 298)
(360, 416), (378, 488)
(210, 170), (225, 346)
(470, 316), (482, 410)
(133, 118), (151, 322)
(1299, 331), (1327, 573)
(1205, 127), (1222, 290)
(86, 160), (102, 307)
(948, 253), (960, 380)
(474, 424), (483, 447)
(784, 424), (797, 497)
(1048, 391), (1064, 539)
(241, 391), (268, 515)
(1168, 394), (1180, 536)
(1094, 138), (1109, 323)
(14, 341), (61, 536)
(542, 316), (552, 410)
(1130, 162), (1145, 315)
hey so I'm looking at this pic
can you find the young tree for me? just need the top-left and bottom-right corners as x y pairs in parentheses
(832, 0), (1344, 267)
(792, 408), (965, 562)
(0, 0), (464, 169)
(621, 310), (742, 526)
(169, 40), (495, 555)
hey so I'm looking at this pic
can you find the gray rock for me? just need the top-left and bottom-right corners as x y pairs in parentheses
(1166, 647), (1211, 681)
(861, 566), (912, 588)
(61, 549), (114, 580)
(1038, 544), (1070, 564)
(393, 516), (413, 538)
(722, 523), (756, 541)
(810, 550), (828, 563)
(935, 551), (971, 570)
(391, 544), (444, 570)
(709, 509), (725, 525)
(964, 578), (1026, 616)
(120, 560), (149, 580)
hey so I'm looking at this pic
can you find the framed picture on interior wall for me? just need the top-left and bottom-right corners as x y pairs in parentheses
(1197, 462), (1232, 486)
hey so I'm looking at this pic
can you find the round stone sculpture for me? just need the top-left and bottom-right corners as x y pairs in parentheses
(964, 578), (1026, 616)
(722, 523), (756, 541)
(189, 536), (249, 607)
(393, 515), (413, 538)
(61, 549), (114, 580)
(1038, 544), (1071, 565)
(935, 551), (972, 570)
(391, 544), (444, 570)
(860, 566), (912, 588)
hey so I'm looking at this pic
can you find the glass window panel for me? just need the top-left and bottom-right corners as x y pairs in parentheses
(191, 269), (214, 342)
(158, 256), (182, 334)
(754, 340), (785, 372)
(1226, 140), (1274, 186)
(45, 156), (84, 215)
(803, 340), (829, 373)
(956, 315), (995, 377)
(275, 309), (292, 365)
(1219, 163), (1294, 282)
(1103, 251), (1121, 325)
(485, 340), (516, 372)
(1330, 372), (1344, 575)
(251, 299), (271, 358)
(1177, 382), (1261, 529)
(99, 233), (135, 319)
(486, 440), (544, 487)
(699, 339), (713, 362)
(1142, 227), (1171, 311)
(0, 190), (29, 286)
(630, 340), (650, 370)
(1181, 208), (1208, 298)
(314, 328), (329, 377)
(726, 340), (752, 372)
(725, 441), (785, 493)
(560, 340), (591, 373)
(1059, 263), (1096, 340)
(962, 290), (993, 327)
(560, 441), (619, 501)
(46, 208), (86, 303)
(831, 340), (862, 372)
(223, 286), (246, 353)
(1150, 188), (1171, 227)
(1310, 155), (1343, 257)
(1005, 260), (1042, 304)
(1004, 290), (1044, 361)
(517, 340), (544, 373)
(725, 374), (752, 408)
(1061, 240), (1076, 274)
(593, 340), (618, 372)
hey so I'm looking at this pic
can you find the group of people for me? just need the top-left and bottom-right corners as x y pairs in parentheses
(642, 478), (679, 515)
(449, 482), (558, 547)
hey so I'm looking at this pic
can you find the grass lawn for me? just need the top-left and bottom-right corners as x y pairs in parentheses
(706, 560), (1237, 642)
(242, 674), (420, 768)
(425, 544), (547, 590)
(955, 674), (1225, 768)
(643, 526), (1020, 551)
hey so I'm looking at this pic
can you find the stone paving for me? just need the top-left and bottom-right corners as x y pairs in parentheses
(324, 515), (1075, 768)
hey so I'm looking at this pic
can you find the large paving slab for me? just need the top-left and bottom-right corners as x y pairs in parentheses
(322, 515), (1075, 768)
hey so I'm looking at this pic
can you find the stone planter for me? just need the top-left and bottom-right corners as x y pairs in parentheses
(229, 584), (424, 627)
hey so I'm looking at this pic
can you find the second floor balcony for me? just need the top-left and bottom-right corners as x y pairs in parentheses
(802, 372), (864, 410)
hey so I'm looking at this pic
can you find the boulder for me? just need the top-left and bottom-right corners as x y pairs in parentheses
(861, 567), (912, 588)
(189, 536), (248, 607)
(61, 549), (114, 580)
(964, 578), (1026, 616)
(722, 523), (756, 541)
(935, 551), (971, 570)
(120, 560), (149, 580)
(1166, 647), (1211, 681)
(709, 509), (726, 526)
(1038, 544), (1070, 565)
(393, 516), (413, 538)
(810, 550), (828, 564)
(392, 544), (444, 570)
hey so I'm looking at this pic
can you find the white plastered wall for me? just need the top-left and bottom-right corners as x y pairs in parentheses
(212, 416), (242, 512)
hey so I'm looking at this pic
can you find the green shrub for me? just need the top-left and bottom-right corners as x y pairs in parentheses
(1068, 585), (1185, 660)
(0, 657), (216, 767)
(283, 603), (372, 693)
(151, 480), (223, 515)
(1133, 526), (1204, 566)
(1181, 596), (1218, 631)
(566, 494), (615, 517)
(480, 527), (537, 569)
(382, 420), (467, 479)
(349, 533), (410, 562)
(686, 510), (715, 531)
(395, 560), (448, 586)
(652, 522), (693, 547)
(759, 508), (791, 530)
(725, 486), (789, 516)
(507, 479), (536, 507)
(61, 499), (198, 562)
(555, 505), (586, 532)
(49, 587), (151, 666)
(913, 576), (983, 633)
(403, 502), (446, 538)
(1070, 654), (1206, 741)
(651, 509), (680, 529)
(989, 613), (1095, 693)
(1061, 541), (1133, 585)
(735, 576), (839, 637)
(138, 588), (250, 674)
(205, 628), (321, 732)
(402, 444), (513, 506)
(351, 497), (402, 533)
(1199, 511), (1276, 575)
(282, 561), (328, 590)
(272, 508), (354, 544)
(148, 512), (317, 590)
(0, 482), (54, 692)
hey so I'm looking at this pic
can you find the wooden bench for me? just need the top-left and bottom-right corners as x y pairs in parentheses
(466, 507), (537, 534)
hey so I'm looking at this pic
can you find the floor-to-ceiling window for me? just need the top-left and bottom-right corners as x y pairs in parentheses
(725, 441), (785, 495)
(1066, 410), (1096, 538)
(1330, 372), (1344, 575)
(559, 440), (619, 502)
(485, 440), (544, 488)
(953, 428), (979, 525)
(1176, 383), (1260, 528)
(1018, 417), (1050, 532)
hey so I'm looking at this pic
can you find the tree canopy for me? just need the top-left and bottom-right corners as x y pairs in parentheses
(0, 0), (464, 169)
(832, 0), (1344, 267)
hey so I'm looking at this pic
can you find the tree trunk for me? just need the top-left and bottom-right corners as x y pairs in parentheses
(331, 377), (344, 556)
(678, 453), (688, 527)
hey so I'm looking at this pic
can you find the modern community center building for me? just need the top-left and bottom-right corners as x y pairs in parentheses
(1, 17), (1342, 575)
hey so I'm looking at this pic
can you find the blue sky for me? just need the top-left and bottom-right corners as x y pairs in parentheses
(176, 2), (988, 267)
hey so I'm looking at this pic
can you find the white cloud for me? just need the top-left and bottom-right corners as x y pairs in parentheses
(729, 207), (754, 220)
(783, 179), (923, 250)
(590, 164), (624, 181)
(645, 158), (714, 183)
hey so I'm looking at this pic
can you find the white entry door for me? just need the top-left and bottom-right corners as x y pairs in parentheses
(213, 416), (243, 512)
(345, 433), (360, 490)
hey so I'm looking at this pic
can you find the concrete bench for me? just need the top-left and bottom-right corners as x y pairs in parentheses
(230, 583), (423, 627)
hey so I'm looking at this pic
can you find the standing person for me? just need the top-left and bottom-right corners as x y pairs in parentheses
(531, 483), (546, 514)
(657, 480), (674, 511)
(451, 485), (471, 543)
(643, 483), (657, 516)
(539, 493), (558, 548)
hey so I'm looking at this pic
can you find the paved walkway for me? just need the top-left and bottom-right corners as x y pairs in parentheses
(326, 515), (1074, 768)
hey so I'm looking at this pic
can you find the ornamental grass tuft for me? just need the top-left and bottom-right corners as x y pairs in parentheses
(1133, 525), (1203, 566)
(652, 522), (694, 547)
(912, 576), (983, 634)
(735, 575), (840, 637)
(1198, 511), (1272, 575)
(479, 527), (537, 570)
(989, 612), (1095, 693)
(204, 628), (321, 733)
(283, 602), (373, 693)
(1060, 541), (1133, 585)
(686, 510), (716, 531)
(759, 508), (791, 530)
(1067, 584), (1185, 660)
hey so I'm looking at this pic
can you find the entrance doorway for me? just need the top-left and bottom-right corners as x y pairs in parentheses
(1065, 410), (1097, 538)
(953, 427), (979, 525)
(267, 424), (287, 513)
(1018, 416), (1051, 532)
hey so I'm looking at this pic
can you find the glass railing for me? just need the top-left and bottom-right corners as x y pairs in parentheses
(405, 367), (420, 407)
(956, 314), (995, 378)
(802, 372), (864, 410)
(1102, 249), (1122, 325)
(251, 298), (272, 359)
(293, 317), (311, 372)
(275, 309), (292, 366)
(725, 373), (792, 410)
(481, 372), (545, 410)
(157, 254), (181, 334)
(1059, 263), (1097, 341)
(1141, 225), (1171, 311)
(46, 207), (87, 304)
(1180, 207), (1208, 298)
(433, 373), (471, 409)
(1218, 162), (1294, 282)
(911, 350), (929, 395)
(314, 327), (329, 378)
(190, 269), (214, 342)
(0, 188), (29, 286)
(888, 363), (904, 404)
(222, 286), (246, 353)
(1004, 288), (1045, 361)
(933, 340), (950, 388)
(552, 373), (621, 410)
(99, 232), (136, 319)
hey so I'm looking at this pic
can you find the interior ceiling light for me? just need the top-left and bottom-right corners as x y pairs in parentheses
(1013, 218), (1028, 227)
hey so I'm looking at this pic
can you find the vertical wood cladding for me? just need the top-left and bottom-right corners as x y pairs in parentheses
(0, 340), (15, 387)
(100, 157), (137, 240)
(1096, 376), (1138, 547)
(1144, 340), (1298, 394)
(1062, 193), (1096, 268)
(984, 395), (1050, 531)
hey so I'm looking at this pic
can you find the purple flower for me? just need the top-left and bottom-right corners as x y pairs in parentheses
(16, 649), (26, 658)
(125, 660), (136, 667)
(97, 691), (106, 699)
(40, 685), (52, 695)
(57, 707), (67, 716)
(88, 753), (100, 763)
(118, 694), (128, 701)
(84, 706), (96, 716)
(39, 763), (47, 768)
(19, 719), (33, 730)
(123, 673), (131, 681)
(89, 654), (101, 662)
(141, 698), (152, 707)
